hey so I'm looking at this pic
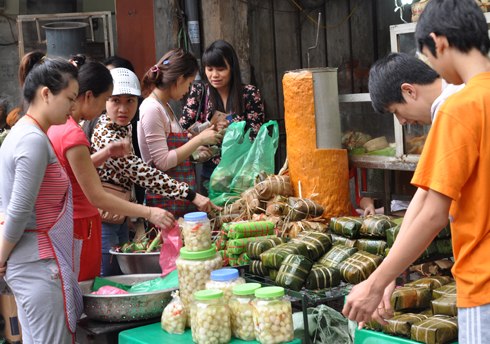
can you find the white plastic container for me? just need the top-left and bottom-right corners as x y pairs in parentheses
(176, 246), (222, 309)
(229, 283), (261, 341)
(191, 289), (231, 344)
(182, 212), (212, 252)
(252, 286), (294, 344)
(205, 268), (245, 304)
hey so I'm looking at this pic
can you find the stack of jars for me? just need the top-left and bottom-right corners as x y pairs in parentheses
(190, 282), (295, 343)
(176, 212), (222, 320)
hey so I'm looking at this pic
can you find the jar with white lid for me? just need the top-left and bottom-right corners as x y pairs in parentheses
(252, 286), (294, 344)
(229, 283), (262, 341)
(205, 268), (246, 304)
(182, 211), (211, 252)
(190, 289), (231, 344)
(176, 246), (222, 310)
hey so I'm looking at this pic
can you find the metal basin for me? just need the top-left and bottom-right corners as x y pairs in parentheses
(109, 249), (161, 274)
(80, 274), (176, 322)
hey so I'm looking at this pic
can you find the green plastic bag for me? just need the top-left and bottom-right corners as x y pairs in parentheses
(209, 120), (279, 206)
(128, 270), (179, 293)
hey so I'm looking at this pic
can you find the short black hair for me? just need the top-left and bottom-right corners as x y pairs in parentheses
(368, 53), (439, 114)
(415, 0), (490, 57)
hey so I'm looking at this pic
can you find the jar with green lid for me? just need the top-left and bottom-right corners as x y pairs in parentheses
(229, 283), (261, 340)
(176, 246), (222, 309)
(252, 286), (294, 344)
(205, 268), (246, 304)
(182, 211), (211, 251)
(191, 289), (231, 344)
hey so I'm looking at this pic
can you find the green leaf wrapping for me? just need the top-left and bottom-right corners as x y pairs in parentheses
(360, 215), (395, 238)
(292, 231), (332, 260)
(431, 295), (457, 316)
(329, 217), (363, 239)
(246, 237), (286, 259)
(275, 254), (313, 291)
(383, 313), (429, 337)
(338, 251), (383, 284)
(391, 286), (432, 312)
(317, 244), (357, 268)
(410, 315), (458, 344)
(355, 239), (387, 256)
(260, 242), (309, 269)
(305, 264), (341, 290)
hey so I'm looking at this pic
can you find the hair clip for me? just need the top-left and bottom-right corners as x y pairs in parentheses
(163, 59), (170, 65)
(150, 65), (159, 73)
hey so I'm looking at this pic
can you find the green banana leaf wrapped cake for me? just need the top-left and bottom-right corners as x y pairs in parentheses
(329, 217), (363, 239)
(432, 282), (456, 300)
(383, 313), (430, 337)
(410, 315), (458, 344)
(275, 254), (313, 291)
(227, 221), (275, 239)
(386, 225), (400, 247)
(317, 244), (358, 268)
(246, 236), (286, 259)
(431, 295), (457, 316)
(435, 239), (453, 256)
(331, 233), (357, 248)
(405, 276), (453, 291)
(338, 251), (383, 284)
(305, 264), (341, 290)
(292, 231), (332, 260)
(391, 286), (432, 311)
(355, 239), (387, 256)
(360, 215), (395, 238)
(250, 260), (268, 277)
(260, 242), (309, 269)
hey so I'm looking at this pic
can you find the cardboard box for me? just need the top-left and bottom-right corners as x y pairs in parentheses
(0, 292), (22, 344)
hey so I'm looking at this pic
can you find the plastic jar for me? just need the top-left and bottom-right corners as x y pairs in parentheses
(182, 212), (212, 252)
(176, 246), (222, 310)
(252, 286), (294, 344)
(205, 268), (246, 304)
(229, 283), (262, 341)
(190, 289), (231, 344)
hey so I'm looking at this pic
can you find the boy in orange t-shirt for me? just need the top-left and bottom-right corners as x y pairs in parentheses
(343, 1), (490, 341)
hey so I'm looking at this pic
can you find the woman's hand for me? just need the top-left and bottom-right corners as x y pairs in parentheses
(194, 146), (213, 162)
(363, 204), (376, 216)
(192, 193), (221, 213)
(215, 119), (229, 132)
(107, 138), (131, 158)
(148, 207), (175, 229)
(197, 126), (222, 146)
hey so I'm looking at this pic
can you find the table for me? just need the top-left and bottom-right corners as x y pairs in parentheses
(118, 323), (302, 344)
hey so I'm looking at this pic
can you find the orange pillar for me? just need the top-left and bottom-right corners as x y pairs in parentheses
(283, 70), (350, 219)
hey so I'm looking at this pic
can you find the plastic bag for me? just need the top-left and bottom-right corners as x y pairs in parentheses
(209, 120), (279, 206)
(128, 270), (179, 293)
(159, 221), (183, 277)
(91, 286), (129, 295)
(161, 291), (186, 334)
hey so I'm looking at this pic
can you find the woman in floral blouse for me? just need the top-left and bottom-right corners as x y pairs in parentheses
(91, 68), (217, 276)
(180, 40), (265, 193)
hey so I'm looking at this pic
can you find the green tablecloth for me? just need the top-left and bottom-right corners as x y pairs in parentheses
(355, 328), (458, 344)
(119, 322), (302, 344)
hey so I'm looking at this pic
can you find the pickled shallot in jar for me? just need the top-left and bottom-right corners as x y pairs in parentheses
(229, 283), (261, 341)
(205, 268), (245, 304)
(182, 212), (211, 252)
(190, 289), (231, 344)
(252, 286), (294, 344)
(176, 246), (222, 326)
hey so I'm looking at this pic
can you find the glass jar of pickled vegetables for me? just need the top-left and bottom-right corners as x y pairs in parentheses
(252, 286), (294, 344)
(191, 289), (231, 344)
(229, 283), (262, 341)
(205, 268), (246, 304)
(182, 211), (211, 252)
(176, 246), (222, 310)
